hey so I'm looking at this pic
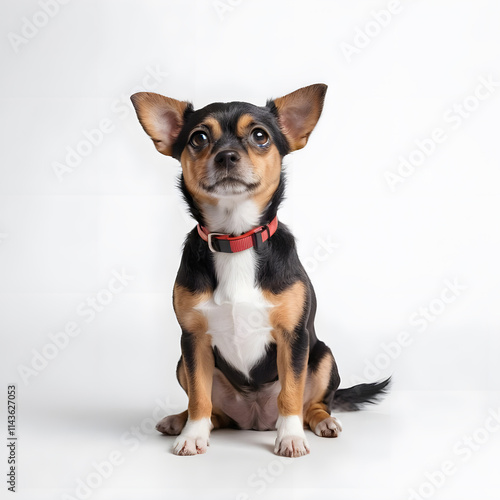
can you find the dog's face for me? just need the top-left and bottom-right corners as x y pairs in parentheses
(131, 84), (327, 213)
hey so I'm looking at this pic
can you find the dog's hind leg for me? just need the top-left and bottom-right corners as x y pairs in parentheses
(303, 341), (343, 438)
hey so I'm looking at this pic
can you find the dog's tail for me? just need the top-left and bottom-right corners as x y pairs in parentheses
(329, 377), (391, 411)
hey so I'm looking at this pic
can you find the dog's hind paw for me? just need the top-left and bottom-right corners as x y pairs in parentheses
(314, 416), (342, 438)
(156, 411), (188, 435)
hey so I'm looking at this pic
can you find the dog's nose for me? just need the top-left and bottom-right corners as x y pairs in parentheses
(214, 150), (241, 169)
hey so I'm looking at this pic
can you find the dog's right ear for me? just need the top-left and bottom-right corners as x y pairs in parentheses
(130, 92), (191, 157)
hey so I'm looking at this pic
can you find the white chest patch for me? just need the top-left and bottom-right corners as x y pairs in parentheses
(196, 250), (274, 379)
(197, 197), (275, 379)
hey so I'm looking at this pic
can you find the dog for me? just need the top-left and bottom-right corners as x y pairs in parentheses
(130, 84), (389, 457)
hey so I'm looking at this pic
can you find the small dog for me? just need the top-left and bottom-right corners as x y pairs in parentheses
(131, 84), (389, 457)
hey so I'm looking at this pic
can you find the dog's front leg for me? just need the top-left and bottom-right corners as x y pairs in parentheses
(173, 330), (214, 455)
(274, 330), (310, 457)
(266, 282), (310, 457)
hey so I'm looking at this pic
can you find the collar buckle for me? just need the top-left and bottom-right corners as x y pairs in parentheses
(207, 232), (225, 253)
(251, 224), (271, 251)
(197, 215), (278, 254)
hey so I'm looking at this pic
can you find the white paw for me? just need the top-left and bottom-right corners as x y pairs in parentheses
(274, 415), (310, 458)
(274, 435), (310, 457)
(172, 417), (212, 456)
(314, 416), (342, 438)
(173, 435), (209, 455)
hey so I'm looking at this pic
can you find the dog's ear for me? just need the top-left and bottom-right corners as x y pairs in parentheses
(270, 84), (327, 152)
(130, 92), (191, 156)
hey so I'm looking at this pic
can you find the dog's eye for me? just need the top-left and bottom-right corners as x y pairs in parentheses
(251, 128), (270, 147)
(189, 131), (209, 149)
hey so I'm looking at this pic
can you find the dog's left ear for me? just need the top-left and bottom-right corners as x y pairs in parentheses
(130, 92), (191, 157)
(270, 83), (327, 152)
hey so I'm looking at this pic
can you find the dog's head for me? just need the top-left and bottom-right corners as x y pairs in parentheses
(131, 84), (327, 224)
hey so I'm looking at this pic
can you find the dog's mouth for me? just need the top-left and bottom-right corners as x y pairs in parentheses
(202, 177), (260, 195)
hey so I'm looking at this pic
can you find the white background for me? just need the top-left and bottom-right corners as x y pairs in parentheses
(1, 0), (499, 499)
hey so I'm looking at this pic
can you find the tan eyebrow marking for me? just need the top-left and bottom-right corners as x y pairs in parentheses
(201, 117), (223, 142)
(236, 113), (255, 137)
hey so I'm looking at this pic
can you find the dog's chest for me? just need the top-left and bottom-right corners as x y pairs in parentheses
(196, 250), (274, 378)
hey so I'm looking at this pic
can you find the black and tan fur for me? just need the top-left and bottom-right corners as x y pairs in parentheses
(131, 84), (389, 457)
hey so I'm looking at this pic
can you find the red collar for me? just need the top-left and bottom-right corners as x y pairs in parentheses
(197, 216), (278, 253)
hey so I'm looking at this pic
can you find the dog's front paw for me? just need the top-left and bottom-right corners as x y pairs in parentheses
(314, 416), (342, 438)
(274, 415), (310, 457)
(172, 417), (212, 456)
(274, 435), (310, 457)
(173, 435), (209, 455)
